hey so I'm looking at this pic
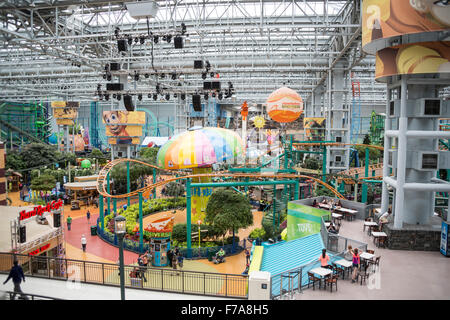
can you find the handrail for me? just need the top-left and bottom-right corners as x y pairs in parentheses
(1, 290), (64, 300)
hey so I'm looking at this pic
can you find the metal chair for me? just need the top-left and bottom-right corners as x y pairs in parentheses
(307, 272), (321, 290)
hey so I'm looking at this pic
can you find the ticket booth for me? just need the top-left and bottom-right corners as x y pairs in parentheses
(150, 236), (171, 267)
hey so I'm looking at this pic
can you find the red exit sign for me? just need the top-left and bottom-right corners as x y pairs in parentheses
(28, 243), (51, 256)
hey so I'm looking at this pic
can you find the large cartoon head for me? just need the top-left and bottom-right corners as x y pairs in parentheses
(103, 111), (128, 136)
(410, 0), (450, 26)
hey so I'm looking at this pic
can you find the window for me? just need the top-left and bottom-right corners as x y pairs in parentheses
(422, 153), (438, 169)
(335, 156), (342, 162)
(335, 136), (342, 143)
(424, 100), (440, 116)
(389, 101), (395, 116)
(388, 152), (393, 166)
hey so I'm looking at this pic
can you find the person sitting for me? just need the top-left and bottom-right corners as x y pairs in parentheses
(216, 248), (226, 262)
(327, 223), (339, 234)
(312, 199), (318, 207)
(336, 200), (343, 208)
(318, 249), (332, 269)
(321, 199), (327, 204)
(379, 208), (392, 225)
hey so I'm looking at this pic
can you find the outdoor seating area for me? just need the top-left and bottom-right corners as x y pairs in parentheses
(307, 249), (382, 293)
(363, 217), (388, 248)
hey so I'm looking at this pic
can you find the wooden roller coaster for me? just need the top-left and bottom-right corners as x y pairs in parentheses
(96, 158), (347, 200)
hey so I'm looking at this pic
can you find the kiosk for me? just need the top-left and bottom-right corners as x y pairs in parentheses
(144, 216), (174, 267)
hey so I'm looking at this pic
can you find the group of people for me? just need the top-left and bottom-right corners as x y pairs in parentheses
(312, 198), (343, 211)
(167, 247), (184, 275)
(318, 246), (363, 283)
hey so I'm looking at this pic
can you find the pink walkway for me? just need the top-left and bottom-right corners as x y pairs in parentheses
(64, 213), (139, 265)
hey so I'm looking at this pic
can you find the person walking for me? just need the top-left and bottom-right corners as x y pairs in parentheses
(86, 210), (91, 223)
(171, 254), (178, 275)
(66, 215), (73, 231)
(3, 260), (27, 300)
(176, 254), (184, 275)
(137, 255), (147, 282)
(244, 248), (251, 265)
(167, 249), (173, 267)
(81, 234), (87, 252)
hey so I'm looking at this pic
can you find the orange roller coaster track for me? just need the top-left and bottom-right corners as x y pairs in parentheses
(96, 158), (347, 200)
(292, 142), (384, 151)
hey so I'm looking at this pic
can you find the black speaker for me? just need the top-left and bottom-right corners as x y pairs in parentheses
(53, 212), (61, 228)
(192, 95), (202, 111)
(110, 62), (121, 71)
(194, 60), (203, 69)
(106, 83), (124, 91)
(117, 39), (127, 52)
(123, 95), (134, 111)
(19, 225), (26, 243)
(174, 36), (183, 49)
(212, 81), (221, 90)
(203, 81), (212, 90)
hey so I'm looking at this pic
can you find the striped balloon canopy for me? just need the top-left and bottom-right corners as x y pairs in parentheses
(156, 127), (244, 169)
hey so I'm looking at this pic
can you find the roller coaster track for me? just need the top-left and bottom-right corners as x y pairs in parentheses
(292, 142), (384, 151)
(96, 158), (347, 200)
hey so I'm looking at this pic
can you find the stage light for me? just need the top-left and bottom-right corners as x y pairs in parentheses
(202, 72), (207, 80)
(134, 37), (139, 43)
(204, 93), (208, 100)
(173, 93), (178, 98)
(134, 72), (139, 81)
(138, 94), (142, 101)
(127, 36), (133, 45)
(181, 23), (186, 35)
(165, 93), (170, 100)
(105, 94), (110, 101)
(160, 73), (165, 79)
(210, 72), (215, 78)
(156, 83), (161, 93)
(117, 93), (121, 100)
(103, 74), (107, 80)
(181, 93), (186, 100)
(153, 94), (158, 100)
(145, 73), (149, 78)
(114, 27), (120, 38)
(153, 35), (159, 43)
(166, 35), (172, 43)
(105, 63), (110, 71)
(107, 73), (112, 81)
(212, 92), (216, 98)
(218, 92), (223, 100)
(113, 94), (117, 99)
(171, 72), (177, 80)
(140, 36), (145, 44)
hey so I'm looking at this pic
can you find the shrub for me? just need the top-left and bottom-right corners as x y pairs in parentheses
(249, 228), (266, 239)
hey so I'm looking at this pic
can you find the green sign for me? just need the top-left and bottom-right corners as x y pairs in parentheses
(287, 202), (329, 241)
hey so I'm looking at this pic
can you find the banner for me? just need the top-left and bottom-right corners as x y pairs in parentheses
(144, 216), (174, 233)
(191, 167), (213, 223)
(102, 111), (145, 145)
(287, 202), (329, 241)
(304, 118), (326, 141)
(375, 41), (450, 81)
(362, 0), (450, 53)
(51, 101), (80, 126)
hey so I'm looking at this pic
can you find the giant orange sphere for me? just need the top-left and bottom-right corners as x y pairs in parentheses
(266, 87), (303, 123)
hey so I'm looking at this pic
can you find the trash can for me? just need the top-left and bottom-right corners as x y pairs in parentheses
(90, 225), (97, 236)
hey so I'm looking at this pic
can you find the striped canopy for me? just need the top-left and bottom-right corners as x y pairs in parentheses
(156, 127), (244, 169)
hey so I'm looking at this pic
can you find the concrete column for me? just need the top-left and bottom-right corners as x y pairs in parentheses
(381, 84), (392, 213)
(393, 77), (407, 229)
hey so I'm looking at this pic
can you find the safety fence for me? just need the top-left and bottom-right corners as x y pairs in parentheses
(0, 252), (249, 299)
(96, 219), (247, 259)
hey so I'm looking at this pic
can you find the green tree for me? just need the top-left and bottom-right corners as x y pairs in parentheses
(90, 148), (107, 165)
(302, 157), (320, 170)
(165, 181), (185, 198)
(5, 151), (26, 171)
(31, 174), (56, 191)
(139, 147), (160, 166)
(205, 188), (253, 245)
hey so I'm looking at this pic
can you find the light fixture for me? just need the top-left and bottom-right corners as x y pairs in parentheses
(160, 73), (165, 79)
(171, 72), (177, 80)
(148, 93), (152, 99)
(166, 35), (172, 43)
(134, 37), (139, 43)
(212, 92), (216, 98)
(134, 71), (140, 81)
(181, 23), (186, 35)
(139, 36), (145, 44)
(114, 27), (120, 38)
(156, 83), (161, 93)
(181, 93), (186, 100)
(218, 92), (223, 100)
(165, 93), (170, 100)
(173, 93), (178, 98)
(144, 73), (149, 78)
(138, 94), (142, 101)
(201, 72), (207, 80)
(204, 93), (208, 100)
(127, 36), (133, 45)
(105, 94), (110, 101)
(117, 93), (121, 100)
(210, 72), (215, 78)
(153, 93), (158, 100)
(112, 94), (117, 99)
(153, 35), (159, 43)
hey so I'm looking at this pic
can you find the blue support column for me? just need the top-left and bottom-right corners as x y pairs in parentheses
(107, 173), (111, 215)
(99, 194), (104, 230)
